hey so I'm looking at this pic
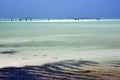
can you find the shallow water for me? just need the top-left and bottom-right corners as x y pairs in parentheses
(0, 19), (120, 68)
(0, 20), (120, 48)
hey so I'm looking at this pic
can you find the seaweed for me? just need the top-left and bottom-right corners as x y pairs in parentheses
(0, 50), (17, 54)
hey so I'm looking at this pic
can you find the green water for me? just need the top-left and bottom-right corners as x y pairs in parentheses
(0, 20), (120, 49)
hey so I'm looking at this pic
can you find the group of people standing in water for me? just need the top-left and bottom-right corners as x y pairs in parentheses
(10, 18), (32, 21)
(10, 18), (101, 21)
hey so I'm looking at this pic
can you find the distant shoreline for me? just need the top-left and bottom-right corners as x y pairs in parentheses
(0, 18), (120, 23)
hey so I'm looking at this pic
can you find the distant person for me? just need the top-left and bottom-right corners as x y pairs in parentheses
(97, 18), (100, 20)
(11, 18), (12, 21)
(30, 18), (32, 21)
(25, 18), (27, 21)
(81, 18), (84, 20)
(19, 18), (22, 21)
(48, 18), (50, 20)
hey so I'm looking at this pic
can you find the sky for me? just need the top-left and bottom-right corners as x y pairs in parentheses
(0, 0), (120, 18)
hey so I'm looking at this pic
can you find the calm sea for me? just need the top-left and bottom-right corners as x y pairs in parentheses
(0, 19), (120, 49)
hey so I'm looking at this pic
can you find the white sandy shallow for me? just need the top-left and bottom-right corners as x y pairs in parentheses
(0, 47), (120, 68)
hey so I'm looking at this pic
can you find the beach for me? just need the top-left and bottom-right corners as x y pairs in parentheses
(0, 19), (120, 79)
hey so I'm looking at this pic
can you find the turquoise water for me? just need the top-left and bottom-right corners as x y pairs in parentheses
(0, 19), (120, 49)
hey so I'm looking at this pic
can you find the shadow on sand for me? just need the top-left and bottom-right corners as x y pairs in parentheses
(0, 60), (119, 80)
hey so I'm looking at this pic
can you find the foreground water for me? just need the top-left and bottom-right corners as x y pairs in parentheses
(0, 19), (120, 68)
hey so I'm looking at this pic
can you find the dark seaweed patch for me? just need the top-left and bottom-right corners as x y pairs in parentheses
(0, 45), (5, 47)
(0, 50), (17, 54)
